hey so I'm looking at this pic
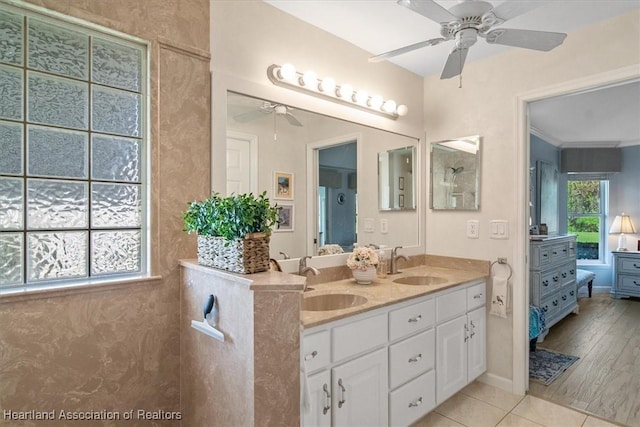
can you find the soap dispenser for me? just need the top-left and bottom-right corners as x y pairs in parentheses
(377, 250), (387, 278)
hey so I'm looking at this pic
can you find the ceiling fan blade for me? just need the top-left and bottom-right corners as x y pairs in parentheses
(485, 28), (567, 51)
(284, 113), (303, 127)
(369, 38), (446, 62)
(397, 0), (457, 24)
(234, 109), (268, 123)
(489, 1), (543, 22)
(441, 46), (468, 80)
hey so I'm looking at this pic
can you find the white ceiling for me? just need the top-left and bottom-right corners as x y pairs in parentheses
(264, 0), (640, 147)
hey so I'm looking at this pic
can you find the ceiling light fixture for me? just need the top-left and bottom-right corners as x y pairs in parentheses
(267, 63), (407, 119)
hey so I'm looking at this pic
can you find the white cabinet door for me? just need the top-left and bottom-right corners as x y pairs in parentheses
(332, 348), (388, 427)
(467, 307), (486, 382)
(436, 315), (467, 404)
(303, 370), (332, 427)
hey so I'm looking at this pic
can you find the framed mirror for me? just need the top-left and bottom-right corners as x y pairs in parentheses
(430, 135), (481, 210)
(379, 146), (416, 210)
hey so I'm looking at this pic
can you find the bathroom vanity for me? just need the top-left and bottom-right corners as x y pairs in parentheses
(301, 263), (488, 427)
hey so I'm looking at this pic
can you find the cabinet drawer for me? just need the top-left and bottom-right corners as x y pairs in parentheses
(618, 275), (640, 294)
(389, 370), (435, 427)
(540, 292), (560, 320)
(559, 263), (576, 286)
(303, 330), (330, 373)
(539, 271), (557, 297)
(332, 313), (387, 362)
(550, 243), (570, 263)
(389, 298), (435, 341)
(560, 284), (577, 311)
(389, 329), (435, 389)
(436, 288), (466, 323)
(619, 258), (640, 274)
(467, 282), (486, 310)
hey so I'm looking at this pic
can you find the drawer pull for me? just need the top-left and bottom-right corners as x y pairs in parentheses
(634, 281), (640, 286)
(473, 293), (483, 299)
(542, 253), (548, 258)
(542, 280), (549, 286)
(337, 378), (346, 408)
(562, 248), (567, 253)
(408, 397), (423, 408)
(464, 323), (469, 342)
(542, 306), (548, 312)
(633, 263), (640, 269)
(552, 300), (559, 306)
(570, 290), (575, 296)
(322, 384), (331, 415)
(470, 320), (476, 338)
(552, 251), (558, 255)
(570, 269), (575, 274)
(562, 295), (567, 301)
(553, 276), (559, 282)
(408, 314), (422, 323)
(304, 350), (318, 361)
(408, 353), (422, 363)
(562, 272), (567, 278)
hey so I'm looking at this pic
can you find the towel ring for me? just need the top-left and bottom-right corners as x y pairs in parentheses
(491, 258), (513, 281)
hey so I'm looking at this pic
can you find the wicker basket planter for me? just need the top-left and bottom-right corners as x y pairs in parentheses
(197, 233), (270, 274)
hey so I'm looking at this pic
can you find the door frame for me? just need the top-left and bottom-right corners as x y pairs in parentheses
(306, 133), (362, 256)
(513, 65), (639, 394)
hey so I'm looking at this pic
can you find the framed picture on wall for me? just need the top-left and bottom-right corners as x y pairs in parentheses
(275, 204), (294, 232)
(274, 171), (294, 200)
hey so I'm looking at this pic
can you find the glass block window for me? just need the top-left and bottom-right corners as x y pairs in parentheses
(0, 5), (148, 290)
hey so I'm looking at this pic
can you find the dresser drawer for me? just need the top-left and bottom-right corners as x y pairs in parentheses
(302, 330), (330, 373)
(539, 271), (558, 297)
(540, 292), (561, 320)
(436, 288), (466, 323)
(618, 275), (640, 294)
(550, 243), (570, 264)
(389, 298), (435, 341)
(332, 313), (387, 362)
(389, 329), (435, 389)
(467, 282), (486, 310)
(389, 370), (436, 427)
(619, 258), (640, 274)
(560, 283), (577, 311)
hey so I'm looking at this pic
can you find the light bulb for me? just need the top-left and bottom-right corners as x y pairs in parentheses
(369, 95), (383, 109)
(337, 83), (353, 99)
(301, 70), (317, 88)
(278, 63), (296, 81)
(382, 99), (397, 113)
(396, 104), (409, 116)
(319, 77), (335, 93)
(354, 90), (368, 104)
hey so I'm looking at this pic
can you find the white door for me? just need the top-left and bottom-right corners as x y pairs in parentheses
(436, 315), (467, 404)
(226, 132), (257, 195)
(303, 370), (332, 427)
(332, 348), (388, 427)
(467, 307), (487, 381)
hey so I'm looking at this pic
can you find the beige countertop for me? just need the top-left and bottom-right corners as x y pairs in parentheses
(302, 264), (488, 328)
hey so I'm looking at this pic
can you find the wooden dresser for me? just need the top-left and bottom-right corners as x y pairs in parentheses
(530, 235), (577, 336)
(611, 251), (640, 298)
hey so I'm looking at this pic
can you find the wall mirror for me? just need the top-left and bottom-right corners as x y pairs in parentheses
(430, 135), (481, 210)
(226, 91), (420, 259)
(379, 146), (416, 211)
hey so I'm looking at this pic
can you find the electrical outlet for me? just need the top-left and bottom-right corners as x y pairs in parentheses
(467, 220), (479, 239)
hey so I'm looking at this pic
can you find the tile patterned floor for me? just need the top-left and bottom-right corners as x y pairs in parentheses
(412, 382), (623, 427)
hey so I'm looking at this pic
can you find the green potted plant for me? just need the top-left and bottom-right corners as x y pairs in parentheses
(183, 191), (280, 274)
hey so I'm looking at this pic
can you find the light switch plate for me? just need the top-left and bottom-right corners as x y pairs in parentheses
(380, 218), (388, 234)
(466, 220), (479, 239)
(490, 220), (509, 239)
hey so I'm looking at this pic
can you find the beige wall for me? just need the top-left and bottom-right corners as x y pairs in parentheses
(0, 1), (211, 425)
(424, 10), (640, 385)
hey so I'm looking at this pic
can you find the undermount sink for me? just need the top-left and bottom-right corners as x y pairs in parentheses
(303, 293), (368, 311)
(393, 276), (448, 286)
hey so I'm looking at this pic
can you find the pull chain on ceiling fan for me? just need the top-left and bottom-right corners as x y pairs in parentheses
(370, 0), (567, 81)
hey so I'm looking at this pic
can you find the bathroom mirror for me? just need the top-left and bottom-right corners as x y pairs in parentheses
(226, 91), (420, 259)
(379, 146), (416, 210)
(430, 135), (481, 210)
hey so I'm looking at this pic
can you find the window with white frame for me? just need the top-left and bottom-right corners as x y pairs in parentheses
(567, 176), (609, 263)
(0, 5), (148, 290)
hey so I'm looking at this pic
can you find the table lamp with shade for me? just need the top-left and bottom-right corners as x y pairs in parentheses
(609, 213), (636, 251)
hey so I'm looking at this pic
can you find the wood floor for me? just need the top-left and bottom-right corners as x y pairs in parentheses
(529, 294), (640, 426)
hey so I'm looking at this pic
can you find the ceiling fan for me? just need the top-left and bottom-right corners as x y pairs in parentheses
(369, 0), (567, 79)
(234, 101), (303, 127)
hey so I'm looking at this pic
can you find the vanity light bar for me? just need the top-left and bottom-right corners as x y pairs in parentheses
(267, 64), (408, 120)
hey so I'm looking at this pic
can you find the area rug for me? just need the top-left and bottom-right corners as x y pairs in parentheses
(529, 348), (579, 385)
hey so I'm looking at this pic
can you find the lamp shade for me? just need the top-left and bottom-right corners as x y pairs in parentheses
(609, 214), (636, 234)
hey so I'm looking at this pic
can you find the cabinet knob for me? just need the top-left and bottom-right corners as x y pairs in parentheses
(304, 350), (318, 361)
(408, 314), (422, 323)
(408, 397), (423, 408)
(408, 353), (422, 363)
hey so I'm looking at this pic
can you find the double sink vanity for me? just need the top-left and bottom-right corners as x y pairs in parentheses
(179, 255), (489, 426)
(300, 262), (487, 427)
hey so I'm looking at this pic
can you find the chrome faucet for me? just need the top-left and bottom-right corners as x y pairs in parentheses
(389, 246), (409, 274)
(298, 255), (320, 277)
(279, 251), (290, 260)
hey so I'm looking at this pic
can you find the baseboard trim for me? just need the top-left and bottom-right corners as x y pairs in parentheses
(477, 372), (519, 395)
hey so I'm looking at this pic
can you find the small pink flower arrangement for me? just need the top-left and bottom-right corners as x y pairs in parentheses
(347, 246), (380, 271)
